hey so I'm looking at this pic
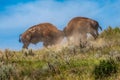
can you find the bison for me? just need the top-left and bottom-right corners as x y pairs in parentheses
(63, 17), (102, 45)
(19, 23), (64, 49)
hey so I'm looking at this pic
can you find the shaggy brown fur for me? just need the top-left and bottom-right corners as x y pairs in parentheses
(63, 17), (102, 45)
(19, 23), (64, 49)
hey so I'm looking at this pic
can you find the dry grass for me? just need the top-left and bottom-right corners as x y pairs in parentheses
(0, 26), (120, 80)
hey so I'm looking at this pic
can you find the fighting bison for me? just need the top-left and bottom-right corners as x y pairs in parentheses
(64, 17), (102, 45)
(19, 23), (64, 49)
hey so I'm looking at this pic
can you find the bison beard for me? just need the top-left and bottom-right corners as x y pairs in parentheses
(19, 23), (64, 49)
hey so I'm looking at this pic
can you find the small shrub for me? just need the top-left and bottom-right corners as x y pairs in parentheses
(93, 58), (118, 79)
(0, 64), (16, 80)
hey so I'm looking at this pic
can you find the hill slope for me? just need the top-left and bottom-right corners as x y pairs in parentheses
(0, 26), (120, 80)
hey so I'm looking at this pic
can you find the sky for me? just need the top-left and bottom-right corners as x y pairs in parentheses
(0, 0), (120, 50)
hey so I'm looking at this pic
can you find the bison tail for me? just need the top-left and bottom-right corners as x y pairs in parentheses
(19, 34), (22, 43)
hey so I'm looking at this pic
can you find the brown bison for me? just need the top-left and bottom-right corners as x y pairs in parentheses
(19, 23), (64, 49)
(64, 17), (102, 45)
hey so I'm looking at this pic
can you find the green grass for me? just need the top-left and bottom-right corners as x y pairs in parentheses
(0, 26), (120, 80)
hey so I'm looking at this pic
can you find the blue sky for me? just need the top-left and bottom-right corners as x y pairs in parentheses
(0, 0), (120, 50)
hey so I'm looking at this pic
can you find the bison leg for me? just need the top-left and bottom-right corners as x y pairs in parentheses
(22, 42), (29, 49)
(79, 33), (87, 47)
(43, 42), (47, 47)
(95, 30), (99, 37)
(96, 31), (99, 36)
(80, 33), (87, 41)
(43, 37), (52, 47)
(43, 41), (49, 48)
(90, 32), (97, 40)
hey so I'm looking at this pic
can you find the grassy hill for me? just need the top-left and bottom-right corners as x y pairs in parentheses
(0, 26), (120, 80)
